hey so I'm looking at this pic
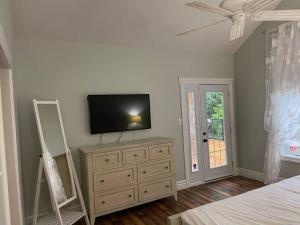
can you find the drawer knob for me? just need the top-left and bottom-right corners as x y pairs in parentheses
(105, 159), (110, 162)
(102, 201), (105, 204)
(143, 171), (147, 174)
(100, 179), (104, 183)
(128, 194), (132, 198)
(144, 190), (148, 194)
(159, 150), (163, 153)
(165, 166), (169, 169)
(166, 184), (170, 188)
(134, 154), (138, 157)
(127, 174), (131, 177)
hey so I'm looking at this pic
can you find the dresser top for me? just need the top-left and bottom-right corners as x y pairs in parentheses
(80, 137), (175, 154)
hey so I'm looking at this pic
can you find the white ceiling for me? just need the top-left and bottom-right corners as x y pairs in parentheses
(13, 0), (279, 54)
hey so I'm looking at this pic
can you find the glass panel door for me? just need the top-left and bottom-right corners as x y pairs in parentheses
(200, 85), (233, 181)
(182, 84), (203, 185)
(188, 92), (199, 172)
(205, 91), (227, 169)
(181, 83), (233, 186)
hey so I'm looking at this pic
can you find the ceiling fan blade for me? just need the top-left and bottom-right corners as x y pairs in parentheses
(177, 19), (229, 36)
(251, 10), (300, 21)
(244, 0), (279, 13)
(186, 2), (234, 17)
(230, 21), (245, 41)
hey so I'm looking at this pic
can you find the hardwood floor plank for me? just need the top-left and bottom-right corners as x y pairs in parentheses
(126, 211), (146, 225)
(140, 205), (166, 225)
(156, 202), (177, 215)
(75, 176), (263, 225)
(134, 208), (157, 225)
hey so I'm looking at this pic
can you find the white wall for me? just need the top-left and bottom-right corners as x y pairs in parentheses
(15, 37), (234, 218)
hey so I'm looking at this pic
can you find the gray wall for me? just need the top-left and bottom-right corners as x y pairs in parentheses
(15, 38), (234, 217)
(0, 0), (13, 66)
(234, 0), (300, 175)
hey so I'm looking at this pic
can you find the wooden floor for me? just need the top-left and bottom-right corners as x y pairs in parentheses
(76, 176), (263, 225)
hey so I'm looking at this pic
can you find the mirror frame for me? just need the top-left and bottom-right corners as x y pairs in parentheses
(33, 99), (77, 207)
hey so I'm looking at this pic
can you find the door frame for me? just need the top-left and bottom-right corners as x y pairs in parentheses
(0, 69), (24, 225)
(0, 79), (11, 225)
(179, 77), (238, 188)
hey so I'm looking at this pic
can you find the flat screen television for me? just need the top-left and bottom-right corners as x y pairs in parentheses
(87, 94), (151, 134)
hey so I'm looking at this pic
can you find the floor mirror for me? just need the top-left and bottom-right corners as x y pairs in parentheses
(32, 100), (90, 225)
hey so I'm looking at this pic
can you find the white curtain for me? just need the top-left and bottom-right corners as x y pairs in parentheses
(264, 21), (300, 184)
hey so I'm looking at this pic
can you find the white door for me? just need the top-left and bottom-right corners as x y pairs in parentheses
(0, 82), (11, 225)
(182, 83), (233, 185)
(200, 85), (233, 181)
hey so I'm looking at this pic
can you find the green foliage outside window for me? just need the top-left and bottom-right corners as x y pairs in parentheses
(206, 92), (225, 140)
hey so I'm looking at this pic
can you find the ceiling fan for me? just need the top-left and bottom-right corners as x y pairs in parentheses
(178, 0), (300, 41)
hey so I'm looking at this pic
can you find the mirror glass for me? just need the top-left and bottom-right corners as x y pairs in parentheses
(37, 103), (75, 204)
(38, 104), (66, 157)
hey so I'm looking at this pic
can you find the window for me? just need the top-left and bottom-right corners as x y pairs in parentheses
(187, 92), (199, 172)
(276, 91), (300, 162)
(281, 123), (300, 162)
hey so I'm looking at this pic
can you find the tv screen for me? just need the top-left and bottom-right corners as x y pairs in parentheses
(87, 94), (151, 134)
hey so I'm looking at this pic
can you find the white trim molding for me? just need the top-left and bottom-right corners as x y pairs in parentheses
(281, 155), (300, 164)
(0, 69), (24, 225)
(179, 77), (238, 187)
(179, 77), (234, 85)
(176, 180), (187, 190)
(238, 168), (287, 183)
(238, 168), (264, 182)
(176, 179), (204, 190)
(177, 169), (287, 192)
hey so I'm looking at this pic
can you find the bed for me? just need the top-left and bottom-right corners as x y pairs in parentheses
(168, 176), (300, 225)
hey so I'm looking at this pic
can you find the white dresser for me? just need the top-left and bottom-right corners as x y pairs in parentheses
(80, 137), (177, 225)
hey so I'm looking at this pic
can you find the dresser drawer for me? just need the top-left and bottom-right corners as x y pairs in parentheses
(139, 178), (173, 201)
(149, 144), (171, 159)
(138, 160), (172, 181)
(93, 151), (121, 171)
(95, 186), (138, 213)
(123, 147), (149, 164)
(94, 166), (137, 192)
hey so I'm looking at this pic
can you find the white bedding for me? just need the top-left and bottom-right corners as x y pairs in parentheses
(182, 176), (300, 225)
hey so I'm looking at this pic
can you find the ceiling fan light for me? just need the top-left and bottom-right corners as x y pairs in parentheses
(230, 21), (245, 41)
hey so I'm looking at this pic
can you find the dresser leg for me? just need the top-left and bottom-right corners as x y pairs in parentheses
(174, 192), (178, 201)
(90, 216), (95, 225)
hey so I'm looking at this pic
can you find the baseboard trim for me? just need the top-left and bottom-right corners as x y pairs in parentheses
(238, 168), (264, 182)
(177, 168), (265, 191)
(176, 180), (187, 190)
(178, 168), (286, 191)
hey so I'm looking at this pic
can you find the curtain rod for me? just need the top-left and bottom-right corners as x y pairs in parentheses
(261, 21), (298, 35)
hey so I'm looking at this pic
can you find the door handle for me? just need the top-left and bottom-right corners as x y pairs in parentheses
(203, 139), (208, 143)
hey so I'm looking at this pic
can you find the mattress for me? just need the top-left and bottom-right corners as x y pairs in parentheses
(182, 176), (300, 225)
